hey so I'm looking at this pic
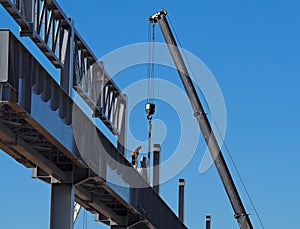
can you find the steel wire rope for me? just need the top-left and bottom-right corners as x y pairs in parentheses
(147, 23), (156, 103)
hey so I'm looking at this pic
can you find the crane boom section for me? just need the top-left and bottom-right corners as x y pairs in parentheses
(149, 10), (253, 229)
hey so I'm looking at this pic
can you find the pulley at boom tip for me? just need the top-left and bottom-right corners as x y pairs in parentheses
(148, 9), (167, 23)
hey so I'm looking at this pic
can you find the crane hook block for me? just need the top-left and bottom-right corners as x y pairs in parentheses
(145, 103), (155, 116)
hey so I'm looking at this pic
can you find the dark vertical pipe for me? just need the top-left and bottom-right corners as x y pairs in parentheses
(178, 178), (185, 222)
(153, 144), (160, 194)
(206, 215), (211, 229)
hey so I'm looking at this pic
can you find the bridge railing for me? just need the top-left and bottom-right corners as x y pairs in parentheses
(0, 0), (126, 152)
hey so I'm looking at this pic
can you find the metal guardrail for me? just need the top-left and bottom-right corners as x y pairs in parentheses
(0, 0), (126, 145)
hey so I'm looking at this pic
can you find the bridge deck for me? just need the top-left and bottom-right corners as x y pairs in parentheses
(0, 29), (187, 229)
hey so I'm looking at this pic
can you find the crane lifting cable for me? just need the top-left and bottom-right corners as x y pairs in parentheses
(147, 23), (155, 106)
(146, 23), (156, 169)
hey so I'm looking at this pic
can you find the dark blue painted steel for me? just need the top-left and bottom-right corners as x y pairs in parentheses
(0, 29), (187, 229)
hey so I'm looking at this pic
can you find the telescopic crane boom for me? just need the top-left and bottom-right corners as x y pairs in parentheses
(149, 9), (253, 229)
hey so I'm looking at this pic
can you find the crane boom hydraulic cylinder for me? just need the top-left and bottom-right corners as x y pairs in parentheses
(149, 9), (253, 229)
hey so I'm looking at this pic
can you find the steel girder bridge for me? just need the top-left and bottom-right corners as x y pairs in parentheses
(0, 1), (187, 228)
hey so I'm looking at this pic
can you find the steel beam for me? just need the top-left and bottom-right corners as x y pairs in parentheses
(0, 143), (33, 168)
(50, 183), (75, 229)
(75, 185), (127, 225)
(111, 226), (127, 229)
(95, 213), (110, 224)
(0, 120), (66, 180)
(76, 186), (126, 225)
(0, 31), (9, 82)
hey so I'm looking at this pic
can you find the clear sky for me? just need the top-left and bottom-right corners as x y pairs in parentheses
(0, 0), (300, 229)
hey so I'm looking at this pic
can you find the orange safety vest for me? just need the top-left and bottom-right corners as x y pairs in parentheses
(131, 149), (139, 157)
(131, 151), (135, 157)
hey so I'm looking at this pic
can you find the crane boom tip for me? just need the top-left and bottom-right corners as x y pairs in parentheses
(148, 9), (167, 23)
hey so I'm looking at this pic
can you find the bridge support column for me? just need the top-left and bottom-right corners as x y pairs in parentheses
(50, 183), (75, 229)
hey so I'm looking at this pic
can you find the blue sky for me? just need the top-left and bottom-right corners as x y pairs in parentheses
(0, 0), (300, 228)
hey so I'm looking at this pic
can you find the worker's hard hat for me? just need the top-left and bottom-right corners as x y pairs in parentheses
(137, 144), (142, 149)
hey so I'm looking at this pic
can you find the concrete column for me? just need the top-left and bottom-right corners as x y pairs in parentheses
(50, 183), (75, 229)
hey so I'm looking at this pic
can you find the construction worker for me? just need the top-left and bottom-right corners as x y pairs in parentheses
(131, 145), (142, 168)
(138, 156), (148, 181)
(140, 156), (147, 168)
